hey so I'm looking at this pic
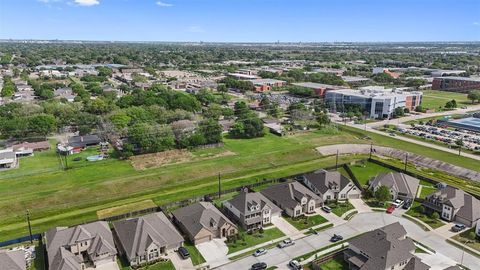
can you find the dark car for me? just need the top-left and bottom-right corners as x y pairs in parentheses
(330, 234), (343, 242)
(402, 200), (412, 210)
(251, 262), (267, 270)
(178, 246), (190, 259)
(451, 224), (466, 232)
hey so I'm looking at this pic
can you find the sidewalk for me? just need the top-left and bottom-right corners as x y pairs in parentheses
(271, 216), (301, 237)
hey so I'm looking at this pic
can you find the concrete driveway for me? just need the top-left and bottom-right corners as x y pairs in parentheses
(349, 198), (371, 213)
(89, 262), (119, 270)
(196, 238), (229, 268)
(214, 212), (480, 270)
(168, 250), (196, 270)
(271, 216), (300, 237)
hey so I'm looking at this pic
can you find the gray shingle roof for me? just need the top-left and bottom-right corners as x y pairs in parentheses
(0, 249), (26, 270)
(226, 191), (281, 216)
(260, 181), (321, 209)
(46, 221), (116, 270)
(404, 256), (430, 270)
(426, 186), (480, 223)
(113, 212), (183, 261)
(303, 169), (351, 195)
(348, 222), (416, 270)
(172, 202), (236, 237)
(369, 173), (420, 199)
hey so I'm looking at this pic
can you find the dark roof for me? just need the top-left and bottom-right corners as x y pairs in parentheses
(348, 222), (416, 270)
(172, 202), (236, 237)
(113, 212), (183, 261)
(369, 173), (419, 198)
(404, 256), (430, 270)
(426, 186), (480, 222)
(68, 134), (101, 148)
(0, 249), (26, 270)
(303, 169), (351, 194)
(260, 181), (321, 209)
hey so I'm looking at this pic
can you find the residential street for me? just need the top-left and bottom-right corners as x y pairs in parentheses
(213, 212), (480, 270)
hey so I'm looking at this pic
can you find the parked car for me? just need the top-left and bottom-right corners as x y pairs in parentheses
(278, 238), (295, 248)
(178, 246), (190, 259)
(394, 199), (404, 208)
(253, 248), (267, 257)
(330, 234), (343, 242)
(386, 205), (395, 214)
(321, 206), (332, 213)
(451, 224), (466, 232)
(288, 260), (302, 270)
(402, 200), (412, 210)
(251, 262), (267, 270)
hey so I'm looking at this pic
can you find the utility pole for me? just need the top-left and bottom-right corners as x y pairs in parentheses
(218, 173), (221, 199)
(461, 240), (470, 266)
(335, 150), (339, 169)
(369, 143), (373, 159)
(404, 153), (408, 173)
(26, 210), (33, 244)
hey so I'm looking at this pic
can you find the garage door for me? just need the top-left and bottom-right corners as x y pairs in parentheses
(195, 235), (212, 244)
(348, 194), (360, 199)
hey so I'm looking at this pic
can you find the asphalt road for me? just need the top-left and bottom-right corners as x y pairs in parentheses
(214, 212), (480, 270)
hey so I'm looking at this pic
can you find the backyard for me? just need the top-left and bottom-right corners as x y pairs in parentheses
(347, 161), (393, 186)
(318, 255), (349, 270)
(226, 227), (285, 254)
(283, 214), (328, 230)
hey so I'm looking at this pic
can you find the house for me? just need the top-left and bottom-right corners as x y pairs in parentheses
(54, 87), (76, 102)
(113, 212), (184, 267)
(369, 173), (420, 201)
(12, 141), (50, 153)
(223, 190), (281, 231)
(68, 134), (102, 152)
(260, 181), (322, 218)
(422, 185), (480, 227)
(0, 249), (26, 270)
(477, 221), (480, 237)
(344, 222), (430, 270)
(45, 221), (117, 270)
(0, 149), (17, 169)
(172, 202), (237, 244)
(301, 169), (361, 201)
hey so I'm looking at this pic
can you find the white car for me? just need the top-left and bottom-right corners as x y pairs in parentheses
(253, 248), (267, 257)
(278, 238), (295, 248)
(289, 260), (302, 270)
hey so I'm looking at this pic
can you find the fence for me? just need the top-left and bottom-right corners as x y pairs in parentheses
(342, 163), (364, 191)
(102, 206), (161, 222)
(310, 247), (348, 270)
(0, 233), (42, 248)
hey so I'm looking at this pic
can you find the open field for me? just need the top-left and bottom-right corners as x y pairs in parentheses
(96, 199), (157, 219)
(421, 90), (470, 110)
(1, 126), (479, 242)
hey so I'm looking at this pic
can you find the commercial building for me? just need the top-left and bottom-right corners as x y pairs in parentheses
(432, 77), (480, 93)
(325, 87), (422, 119)
(249, 78), (286, 92)
(292, 82), (345, 97)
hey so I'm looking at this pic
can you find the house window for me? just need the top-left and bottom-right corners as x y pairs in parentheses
(327, 195), (331, 200)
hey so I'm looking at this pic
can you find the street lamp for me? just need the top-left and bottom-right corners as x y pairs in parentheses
(461, 240), (471, 266)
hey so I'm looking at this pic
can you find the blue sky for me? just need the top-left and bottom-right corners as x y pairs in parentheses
(0, 0), (479, 42)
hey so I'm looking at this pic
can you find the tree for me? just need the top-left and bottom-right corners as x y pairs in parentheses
(445, 99), (457, 109)
(431, 211), (440, 220)
(316, 112), (330, 129)
(234, 101), (249, 117)
(375, 185), (391, 205)
(128, 123), (175, 153)
(415, 106), (423, 112)
(217, 84), (228, 93)
(394, 107), (405, 118)
(29, 114), (57, 136)
(229, 113), (264, 139)
(467, 90), (480, 104)
(198, 118), (222, 144)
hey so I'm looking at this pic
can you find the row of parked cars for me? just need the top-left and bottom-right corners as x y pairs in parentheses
(398, 124), (480, 150)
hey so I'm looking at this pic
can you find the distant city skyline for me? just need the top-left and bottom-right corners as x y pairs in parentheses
(0, 0), (479, 42)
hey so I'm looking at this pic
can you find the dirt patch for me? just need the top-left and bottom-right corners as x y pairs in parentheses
(97, 199), (157, 219)
(130, 149), (194, 170)
(130, 149), (237, 170)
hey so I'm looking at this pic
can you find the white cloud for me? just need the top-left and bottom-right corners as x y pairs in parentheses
(74, 0), (100, 6)
(156, 1), (173, 7)
(473, 22), (480, 26)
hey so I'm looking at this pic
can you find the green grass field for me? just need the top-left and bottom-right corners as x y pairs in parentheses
(421, 90), (469, 110)
(227, 227), (285, 254)
(406, 202), (445, 229)
(1, 125), (479, 242)
(319, 256), (349, 270)
(327, 201), (355, 217)
(283, 214), (328, 230)
(347, 162), (394, 186)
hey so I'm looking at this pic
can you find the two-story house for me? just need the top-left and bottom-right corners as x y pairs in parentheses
(260, 181), (322, 218)
(223, 190), (281, 231)
(344, 222), (430, 270)
(112, 212), (184, 267)
(45, 221), (117, 270)
(369, 172), (420, 201)
(301, 169), (361, 202)
(172, 202), (238, 244)
(422, 185), (480, 227)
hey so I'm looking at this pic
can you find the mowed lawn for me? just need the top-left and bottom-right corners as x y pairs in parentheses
(421, 90), (469, 110)
(347, 161), (394, 186)
(1, 125), (480, 242)
(0, 130), (365, 241)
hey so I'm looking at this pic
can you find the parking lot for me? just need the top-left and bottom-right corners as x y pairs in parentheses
(397, 123), (480, 151)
